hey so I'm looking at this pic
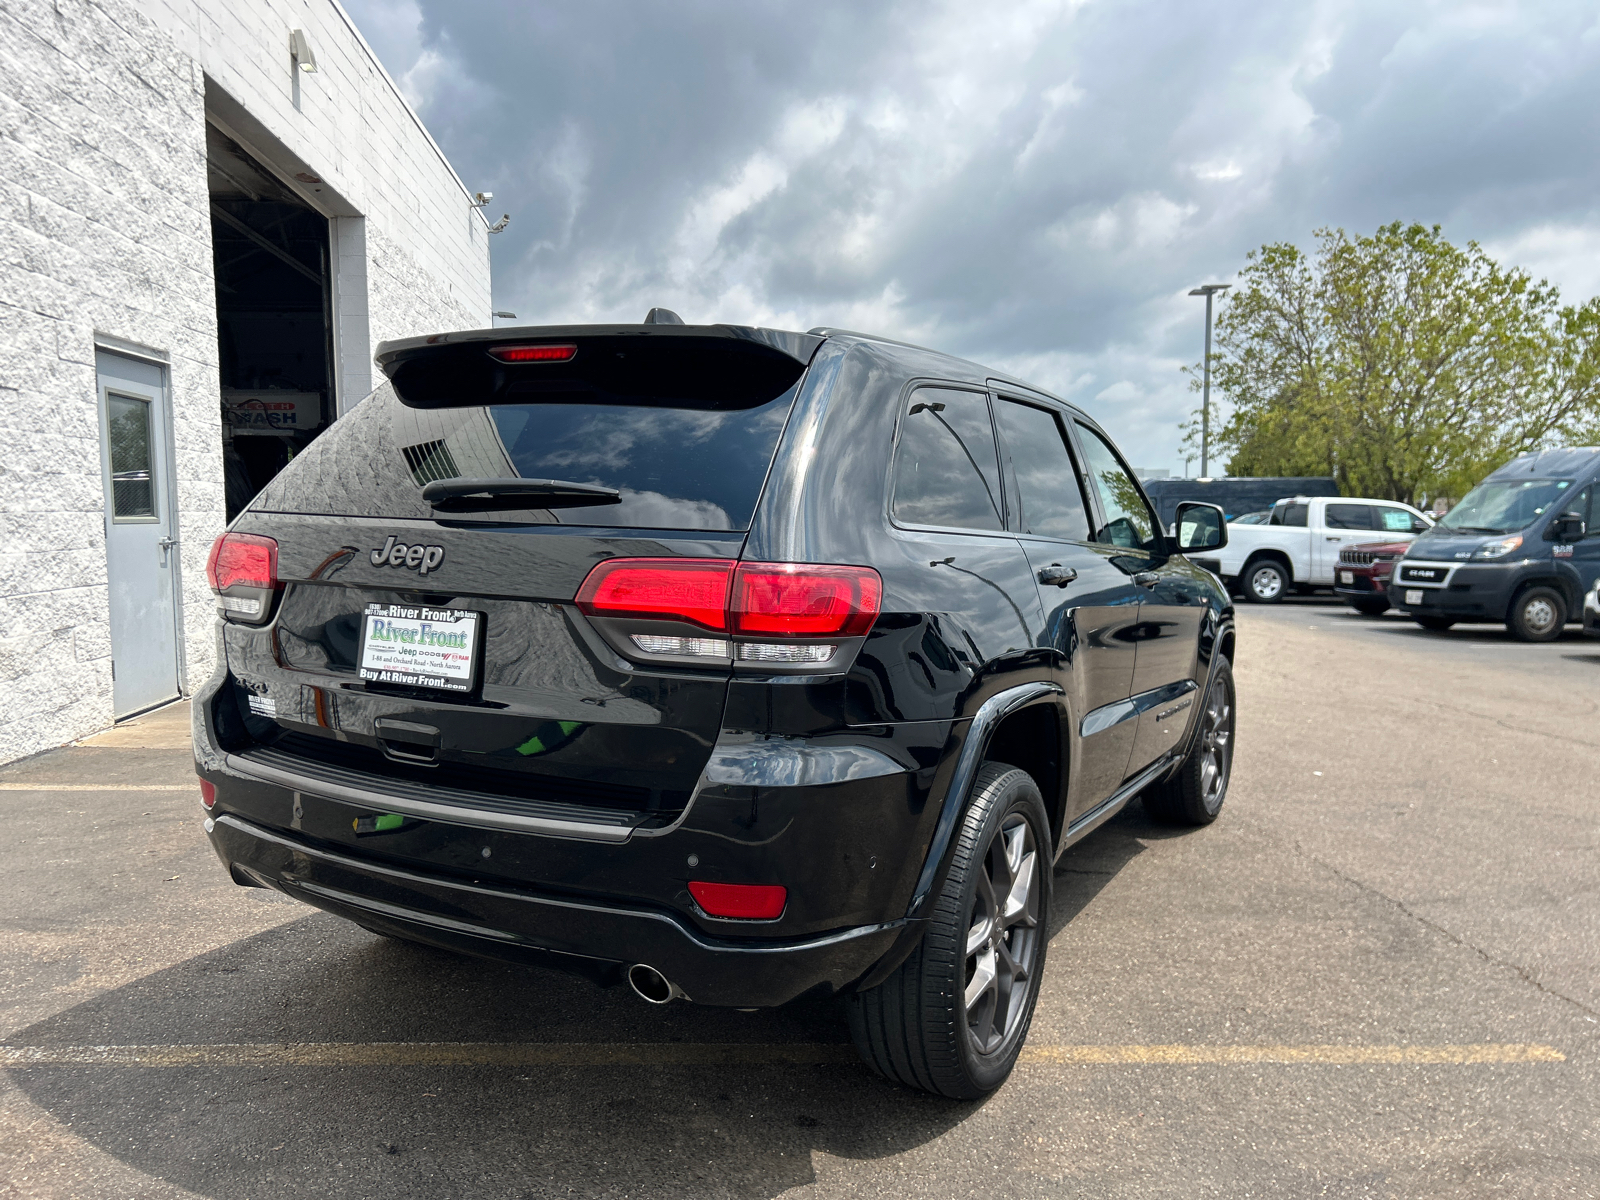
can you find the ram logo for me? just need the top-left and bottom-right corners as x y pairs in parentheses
(370, 535), (445, 575)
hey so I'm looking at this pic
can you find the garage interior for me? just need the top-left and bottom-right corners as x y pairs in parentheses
(206, 125), (334, 519)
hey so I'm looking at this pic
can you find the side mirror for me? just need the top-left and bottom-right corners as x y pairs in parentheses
(1175, 501), (1227, 552)
(1551, 513), (1586, 543)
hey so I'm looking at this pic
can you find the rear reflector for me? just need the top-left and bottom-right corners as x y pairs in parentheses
(576, 559), (735, 631)
(688, 880), (787, 920)
(575, 559), (881, 640)
(730, 563), (881, 637)
(487, 343), (578, 363)
(206, 533), (278, 592)
(199, 779), (216, 809)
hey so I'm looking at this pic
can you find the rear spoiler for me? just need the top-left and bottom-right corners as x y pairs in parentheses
(374, 324), (825, 410)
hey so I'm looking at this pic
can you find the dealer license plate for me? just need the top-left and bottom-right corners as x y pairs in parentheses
(1405, 589), (1424, 606)
(1339, 570), (1354, 585)
(358, 604), (482, 693)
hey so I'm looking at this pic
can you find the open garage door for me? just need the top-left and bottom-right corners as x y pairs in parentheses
(206, 125), (334, 519)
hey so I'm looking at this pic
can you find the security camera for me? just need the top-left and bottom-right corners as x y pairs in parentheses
(473, 191), (493, 207)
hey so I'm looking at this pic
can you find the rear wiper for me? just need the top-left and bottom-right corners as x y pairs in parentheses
(421, 478), (622, 512)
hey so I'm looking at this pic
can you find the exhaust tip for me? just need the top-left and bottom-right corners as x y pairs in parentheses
(627, 963), (683, 1004)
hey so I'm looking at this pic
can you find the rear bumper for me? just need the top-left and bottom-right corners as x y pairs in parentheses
(208, 812), (908, 1007)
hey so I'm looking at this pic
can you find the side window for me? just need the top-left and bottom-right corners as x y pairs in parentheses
(1588, 487), (1600, 537)
(1270, 503), (1308, 527)
(1374, 505), (1421, 534)
(1074, 422), (1158, 551)
(1326, 503), (1375, 530)
(994, 399), (1091, 540)
(891, 387), (1004, 531)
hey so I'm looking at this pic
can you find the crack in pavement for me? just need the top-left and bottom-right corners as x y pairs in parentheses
(1290, 838), (1600, 1024)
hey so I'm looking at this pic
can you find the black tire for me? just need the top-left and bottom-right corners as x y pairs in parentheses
(847, 763), (1050, 1099)
(1508, 585), (1566, 642)
(1144, 656), (1235, 826)
(1414, 616), (1455, 632)
(1350, 598), (1389, 617)
(1243, 558), (1289, 604)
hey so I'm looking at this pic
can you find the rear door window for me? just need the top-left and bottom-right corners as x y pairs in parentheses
(1326, 504), (1375, 530)
(1270, 503), (1309, 527)
(891, 387), (1005, 531)
(994, 399), (1091, 540)
(249, 382), (798, 530)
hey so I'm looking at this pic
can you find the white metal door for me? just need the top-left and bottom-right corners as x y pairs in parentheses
(97, 351), (182, 717)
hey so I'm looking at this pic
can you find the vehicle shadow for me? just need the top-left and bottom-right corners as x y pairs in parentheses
(4, 817), (1156, 1199)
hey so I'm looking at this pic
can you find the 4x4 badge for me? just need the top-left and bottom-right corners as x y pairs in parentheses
(370, 535), (445, 575)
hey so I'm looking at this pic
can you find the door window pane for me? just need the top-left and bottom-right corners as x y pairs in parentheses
(108, 393), (155, 519)
(892, 387), (1004, 531)
(995, 400), (1090, 540)
(1326, 503), (1375, 530)
(1074, 422), (1157, 550)
(1374, 505), (1418, 533)
(1270, 503), (1308, 527)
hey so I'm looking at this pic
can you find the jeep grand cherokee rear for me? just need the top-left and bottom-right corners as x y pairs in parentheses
(195, 319), (1236, 1098)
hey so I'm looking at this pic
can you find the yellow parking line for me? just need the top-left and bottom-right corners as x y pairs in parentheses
(0, 784), (192, 791)
(1016, 1044), (1566, 1065)
(0, 1042), (1565, 1068)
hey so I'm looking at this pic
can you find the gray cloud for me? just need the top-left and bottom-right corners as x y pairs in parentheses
(345, 0), (1600, 472)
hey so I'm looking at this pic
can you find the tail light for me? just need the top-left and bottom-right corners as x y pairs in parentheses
(575, 559), (735, 631)
(688, 880), (787, 920)
(199, 779), (217, 809)
(206, 532), (279, 622)
(574, 558), (882, 666)
(729, 564), (882, 636)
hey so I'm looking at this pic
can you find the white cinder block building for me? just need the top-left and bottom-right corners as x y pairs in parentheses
(1, 0), (495, 763)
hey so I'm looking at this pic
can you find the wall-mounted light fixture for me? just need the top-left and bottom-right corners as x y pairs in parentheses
(290, 29), (318, 73)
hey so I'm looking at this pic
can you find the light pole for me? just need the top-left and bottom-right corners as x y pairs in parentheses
(1188, 283), (1230, 477)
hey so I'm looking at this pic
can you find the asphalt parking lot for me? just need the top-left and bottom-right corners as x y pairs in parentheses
(2, 599), (1597, 1199)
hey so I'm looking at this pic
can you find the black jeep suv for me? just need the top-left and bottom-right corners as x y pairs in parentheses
(195, 319), (1236, 1098)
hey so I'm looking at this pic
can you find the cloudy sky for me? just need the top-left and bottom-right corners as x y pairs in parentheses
(342, 0), (1600, 472)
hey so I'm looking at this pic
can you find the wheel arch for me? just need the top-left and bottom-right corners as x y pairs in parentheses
(1507, 574), (1577, 620)
(1242, 548), (1294, 582)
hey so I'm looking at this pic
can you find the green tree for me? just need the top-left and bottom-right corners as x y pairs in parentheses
(1192, 223), (1600, 504)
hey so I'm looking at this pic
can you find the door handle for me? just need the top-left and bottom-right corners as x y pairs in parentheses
(1132, 571), (1160, 588)
(158, 535), (179, 565)
(1037, 565), (1077, 587)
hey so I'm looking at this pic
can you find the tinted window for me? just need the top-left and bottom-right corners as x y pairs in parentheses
(1074, 423), (1157, 551)
(1326, 504), (1374, 530)
(892, 388), (1004, 531)
(995, 400), (1090, 540)
(1270, 503), (1308, 527)
(250, 382), (796, 530)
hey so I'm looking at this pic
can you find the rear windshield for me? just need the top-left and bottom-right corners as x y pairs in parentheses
(248, 383), (798, 530)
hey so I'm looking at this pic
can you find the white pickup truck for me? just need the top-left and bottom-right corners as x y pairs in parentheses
(1217, 495), (1435, 603)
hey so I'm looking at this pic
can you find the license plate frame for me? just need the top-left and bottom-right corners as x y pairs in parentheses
(1339, 570), (1354, 585)
(357, 603), (484, 695)
(1404, 589), (1424, 606)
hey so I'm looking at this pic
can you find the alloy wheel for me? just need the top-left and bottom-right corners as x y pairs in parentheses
(1199, 672), (1233, 812)
(963, 815), (1041, 1057)
(1249, 564), (1284, 601)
